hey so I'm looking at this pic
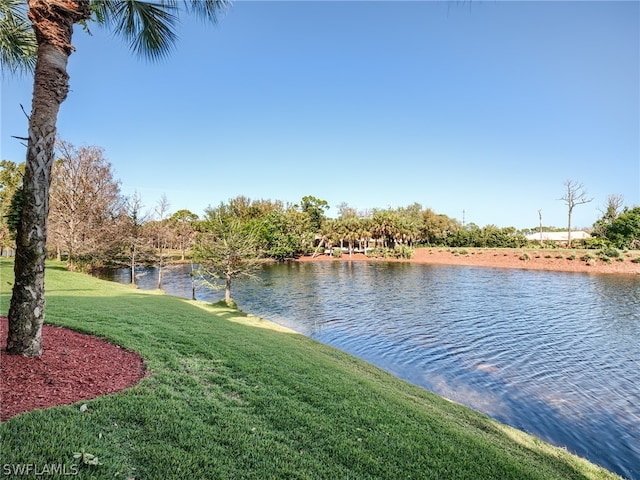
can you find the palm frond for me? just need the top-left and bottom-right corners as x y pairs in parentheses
(183, 0), (231, 23)
(0, 0), (36, 75)
(91, 1), (230, 62)
(94, 1), (179, 61)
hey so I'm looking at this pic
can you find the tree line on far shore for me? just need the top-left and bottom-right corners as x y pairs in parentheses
(2, 141), (639, 276)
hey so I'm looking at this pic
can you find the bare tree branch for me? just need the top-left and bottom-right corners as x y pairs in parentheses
(559, 180), (593, 247)
(597, 194), (624, 220)
(19, 103), (30, 120)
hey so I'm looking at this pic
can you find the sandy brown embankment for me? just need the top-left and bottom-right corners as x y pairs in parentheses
(297, 247), (640, 275)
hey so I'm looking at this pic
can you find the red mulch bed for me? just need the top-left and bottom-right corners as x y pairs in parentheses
(1, 316), (146, 421)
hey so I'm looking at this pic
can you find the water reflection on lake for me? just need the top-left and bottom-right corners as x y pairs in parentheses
(97, 262), (640, 479)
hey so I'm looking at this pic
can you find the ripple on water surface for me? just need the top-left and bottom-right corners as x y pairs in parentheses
(238, 263), (639, 480)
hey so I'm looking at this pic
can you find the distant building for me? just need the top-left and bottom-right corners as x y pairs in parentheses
(525, 231), (590, 243)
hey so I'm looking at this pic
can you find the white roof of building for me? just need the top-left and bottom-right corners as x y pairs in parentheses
(525, 231), (590, 241)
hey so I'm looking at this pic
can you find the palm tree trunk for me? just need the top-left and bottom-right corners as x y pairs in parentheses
(311, 238), (325, 259)
(7, 0), (90, 356)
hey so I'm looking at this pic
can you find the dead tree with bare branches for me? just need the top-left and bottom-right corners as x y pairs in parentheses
(559, 180), (593, 247)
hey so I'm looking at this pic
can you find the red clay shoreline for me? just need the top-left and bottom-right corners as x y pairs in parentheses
(297, 247), (640, 275)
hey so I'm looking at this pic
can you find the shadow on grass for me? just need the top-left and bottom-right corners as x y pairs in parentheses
(45, 264), (69, 272)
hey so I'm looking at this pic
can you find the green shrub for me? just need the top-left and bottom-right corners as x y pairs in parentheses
(582, 237), (609, 249)
(568, 254), (576, 261)
(599, 247), (621, 258)
(581, 253), (594, 262)
(213, 298), (238, 309)
(519, 253), (531, 261)
(631, 257), (640, 264)
(366, 247), (393, 259)
(545, 254), (552, 259)
(394, 245), (415, 259)
(333, 247), (342, 258)
(556, 254), (564, 259)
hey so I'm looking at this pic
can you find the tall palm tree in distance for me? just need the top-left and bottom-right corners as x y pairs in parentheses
(4, 0), (230, 356)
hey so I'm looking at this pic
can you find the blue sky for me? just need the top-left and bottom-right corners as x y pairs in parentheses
(2, 1), (638, 229)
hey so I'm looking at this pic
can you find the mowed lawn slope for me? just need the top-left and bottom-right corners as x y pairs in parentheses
(0, 260), (622, 479)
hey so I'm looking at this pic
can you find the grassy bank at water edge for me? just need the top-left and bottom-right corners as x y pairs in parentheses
(0, 259), (623, 479)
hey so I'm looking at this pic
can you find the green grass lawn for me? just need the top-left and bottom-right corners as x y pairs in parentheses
(0, 259), (623, 479)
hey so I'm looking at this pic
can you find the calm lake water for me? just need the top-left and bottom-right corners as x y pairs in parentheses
(98, 262), (640, 479)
